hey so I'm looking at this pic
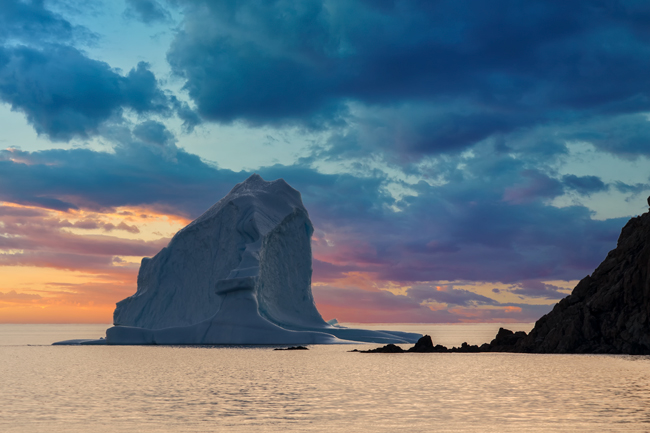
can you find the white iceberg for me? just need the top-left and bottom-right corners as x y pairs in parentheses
(55, 175), (420, 345)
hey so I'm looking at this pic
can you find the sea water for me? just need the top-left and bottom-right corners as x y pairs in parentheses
(1, 324), (649, 432)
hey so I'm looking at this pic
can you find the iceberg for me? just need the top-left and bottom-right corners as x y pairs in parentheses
(61, 174), (419, 345)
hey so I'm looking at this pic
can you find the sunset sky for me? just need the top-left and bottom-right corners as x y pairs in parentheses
(1, 0), (649, 324)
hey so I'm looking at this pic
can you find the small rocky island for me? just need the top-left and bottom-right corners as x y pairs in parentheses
(362, 201), (650, 355)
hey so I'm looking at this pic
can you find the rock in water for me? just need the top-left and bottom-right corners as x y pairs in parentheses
(407, 335), (435, 352)
(105, 175), (420, 345)
(516, 209), (650, 354)
(356, 343), (406, 353)
(486, 328), (527, 352)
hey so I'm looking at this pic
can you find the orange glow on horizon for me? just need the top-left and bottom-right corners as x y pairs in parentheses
(313, 271), (384, 292)
(1, 201), (560, 324)
(0, 304), (114, 324)
(0, 202), (186, 323)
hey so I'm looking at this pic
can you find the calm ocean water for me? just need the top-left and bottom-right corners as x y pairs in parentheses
(2, 323), (650, 432)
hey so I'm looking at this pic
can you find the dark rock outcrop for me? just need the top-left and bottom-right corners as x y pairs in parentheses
(407, 335), (434, 352)
(487, 328), (527, 352)
(407, 335), (448, 352)
(452, 342), (481, 353)
(274, 346), (309, 351)
(354, 343), (405, 353)
(512, 209), (650, 354)
(355, 335), (481, 353)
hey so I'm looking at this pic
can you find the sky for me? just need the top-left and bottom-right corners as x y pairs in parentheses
(1, 0), (649, 324)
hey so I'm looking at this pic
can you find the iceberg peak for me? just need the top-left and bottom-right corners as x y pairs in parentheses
(99, 176), (421, 345)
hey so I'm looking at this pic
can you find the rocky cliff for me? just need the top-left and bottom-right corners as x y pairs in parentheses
(512, 207), (650, 354)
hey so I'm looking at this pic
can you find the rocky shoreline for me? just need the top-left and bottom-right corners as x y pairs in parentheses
(352, 328), (527, 353)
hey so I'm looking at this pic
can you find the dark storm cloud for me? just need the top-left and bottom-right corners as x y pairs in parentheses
(124, 0), (171, 24)
(562, 174), (608, 196)
(317, 103), (531, 158)
(167, 0), (342, 127)
(170, 95), (201, 132)
(0, 0), (82, 44)
(133, 120), (175, 146)
(258, 164), (391, 223)
(0, 1), (200, 141)
(374, 164), (624, 283)
(376, 201), (619, 284)
(569, 114), (650, 158)
(0, 45), (171, 140)
(0, 142), (244, 217)
(407, 285), (499, 307)
(167, 0), (650, 154)
(502, 170), (564, 204)
(297, 144), (626, 284)
(613, 181), (650, 195)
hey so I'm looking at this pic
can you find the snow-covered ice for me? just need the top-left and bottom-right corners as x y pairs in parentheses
(56, 175), (420, 345)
